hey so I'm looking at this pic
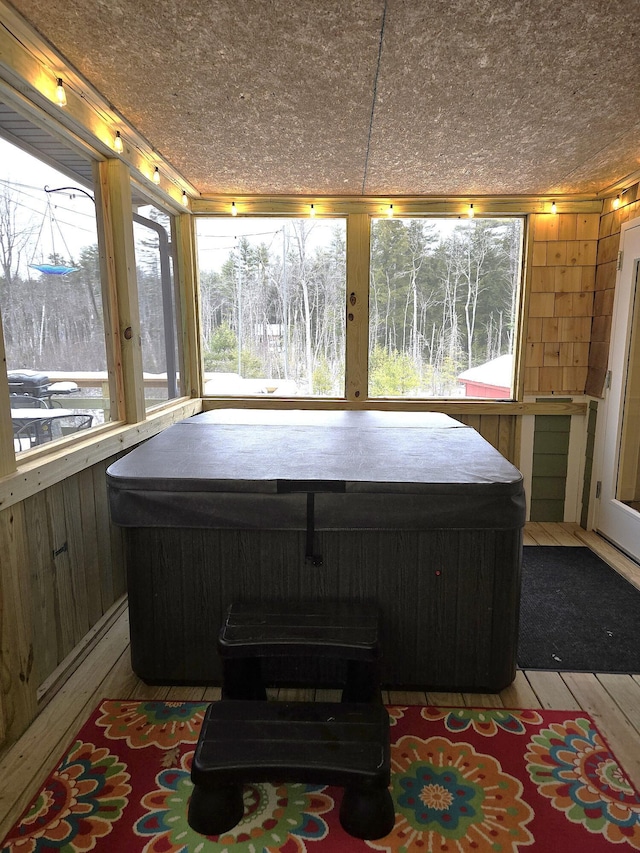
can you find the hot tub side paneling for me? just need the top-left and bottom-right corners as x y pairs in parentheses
(124, 524), (522, 692)
(109, 410), (525, 692)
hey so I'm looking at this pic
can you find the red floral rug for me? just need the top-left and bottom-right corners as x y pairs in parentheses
(2, 700), (640, 851)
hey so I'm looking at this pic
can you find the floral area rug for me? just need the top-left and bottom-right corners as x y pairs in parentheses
(3, 700), (640, 852)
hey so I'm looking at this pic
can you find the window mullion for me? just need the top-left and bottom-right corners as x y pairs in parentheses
(174, 212), (202, 398)
(98, 159), (145, 423)
(345, 213), (370, 402)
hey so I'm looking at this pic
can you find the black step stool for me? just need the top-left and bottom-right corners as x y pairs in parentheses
(188, 699), (395, 840)
(218, 600), (382, 702)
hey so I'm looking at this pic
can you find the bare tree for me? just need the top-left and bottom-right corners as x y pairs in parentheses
(0, 184), (37, 346)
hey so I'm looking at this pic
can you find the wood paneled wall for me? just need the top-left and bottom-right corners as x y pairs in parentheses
(525, 213), (600, 395)
(586, 183), (640, 397)
(0, 455), (125, 745)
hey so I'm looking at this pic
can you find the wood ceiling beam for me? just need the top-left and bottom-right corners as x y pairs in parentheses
(193, 196), (603, 216)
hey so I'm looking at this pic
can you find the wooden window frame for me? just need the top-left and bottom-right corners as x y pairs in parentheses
(193, 208), (528, 407)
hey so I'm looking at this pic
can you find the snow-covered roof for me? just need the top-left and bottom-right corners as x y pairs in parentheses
(457, 354), (513, 388)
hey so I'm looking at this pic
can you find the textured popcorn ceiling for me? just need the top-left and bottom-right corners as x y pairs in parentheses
(11, 0), (640, 196)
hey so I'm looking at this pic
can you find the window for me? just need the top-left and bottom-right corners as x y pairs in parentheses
(196, 217), (347, 397)
(132, 187), (183, 409)
(0, 133), (112, 452)
(197, 213), (524, 402)
(369, 217), (524, 398)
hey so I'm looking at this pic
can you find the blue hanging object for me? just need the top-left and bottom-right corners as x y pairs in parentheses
(28, 192), (80, 276)
(29, 263), (79, 275)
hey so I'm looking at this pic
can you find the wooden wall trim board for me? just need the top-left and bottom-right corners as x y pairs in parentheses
(581, 401), (598, 528)
(93, 159), (126, 424)
(98, 160), (146, 424)
(192, 196), (602, 216)
(513, 218), (534, 401)
(174, 213), (203, 398)
(200, 398), (587, 415)
(518, 415), (535, 519)
(565, 411), (588, 522)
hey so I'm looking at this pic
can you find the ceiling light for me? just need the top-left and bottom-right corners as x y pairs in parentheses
(613, 195), (621, 210)
(153, 166), (161, 185)
(55, 78), (67, 107)
(182, 190), (188, 206)
(387, 204), (393, 218)
(468, 203), (474, 218)
(551, 201), (557, 214)
(231, 202), (238, 216)
(310, 204), (315, 218)
(114, 131), (124, 154)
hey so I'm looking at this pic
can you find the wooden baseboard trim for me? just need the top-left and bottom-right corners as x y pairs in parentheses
(36, 594), (128, 708)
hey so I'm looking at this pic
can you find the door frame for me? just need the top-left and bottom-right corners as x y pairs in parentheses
(591, 216), (640, 562)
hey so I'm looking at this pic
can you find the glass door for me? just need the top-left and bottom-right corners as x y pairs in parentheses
(595, 217), (640, 562)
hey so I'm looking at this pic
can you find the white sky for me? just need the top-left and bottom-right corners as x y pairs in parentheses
(195, 216), (347, 274)
(0, 137), (97, 276)
(195, 214), (476, 275)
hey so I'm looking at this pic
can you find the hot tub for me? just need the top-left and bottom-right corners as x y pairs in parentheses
(107, 409), (525, 691)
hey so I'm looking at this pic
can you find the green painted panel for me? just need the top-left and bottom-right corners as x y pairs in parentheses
(533, 430), (571, 455)
(535, 415), (571, 433)
(532, 453), (568, 478)
(585, 430), (596, 459)
(530, 498), (564, 522)
(531, 476), (568, 500)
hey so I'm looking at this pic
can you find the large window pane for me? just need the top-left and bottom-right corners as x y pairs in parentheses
(196, 217), (346, 397)
(369, 217), (524, 398)
(132, 190), (183, 409)
(0, 136), (111, 453)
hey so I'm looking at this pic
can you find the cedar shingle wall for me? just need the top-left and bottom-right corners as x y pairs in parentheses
(586, 183), (640, 397)
(525, 213), (600, 395)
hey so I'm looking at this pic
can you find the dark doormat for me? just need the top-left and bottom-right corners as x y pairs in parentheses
(518, 546), (640, 673)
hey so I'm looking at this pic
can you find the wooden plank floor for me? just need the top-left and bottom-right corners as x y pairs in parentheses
(1, 522), (640, 840)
